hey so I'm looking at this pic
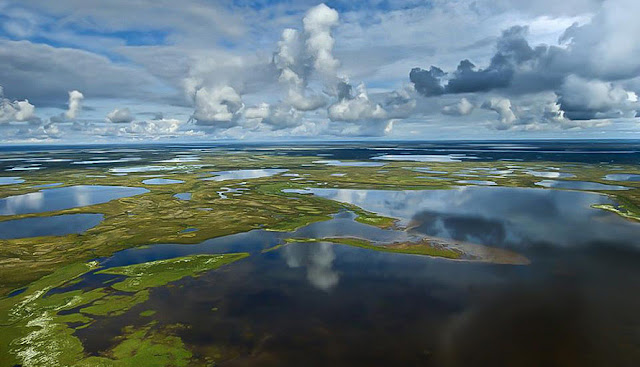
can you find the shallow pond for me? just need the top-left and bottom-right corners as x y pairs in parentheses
(455, 180), (497, 186)
(525, 170), (576, 178)
(373, 154), (476, 162)
(313, 160), (384, 167)
(201, 169), (289, 181)
(0, 213), (103, 239)
(174, 192), (192, 200)
(535, 179), (628, 191)
(603, 173), (640, 181)
(142, 178), (184, 185)
(0, 176), (24, 185)
(411, 167), (449, 174)
(110, 165), (176, 173)
(0, 185), (149, 215)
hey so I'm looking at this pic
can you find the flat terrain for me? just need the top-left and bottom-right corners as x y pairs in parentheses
(1, 146), (639, 366)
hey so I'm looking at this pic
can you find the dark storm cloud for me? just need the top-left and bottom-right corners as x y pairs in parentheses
(409, 66), (445, 96)
(410, 26), (557, 97)
(557, 75), (639, 120)
(410, 16), (640, 121)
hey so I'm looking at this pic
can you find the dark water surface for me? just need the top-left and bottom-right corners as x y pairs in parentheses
(66, 186), (640, 366)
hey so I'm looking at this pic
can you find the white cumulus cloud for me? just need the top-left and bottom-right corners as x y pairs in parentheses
(106, 107), (134, 123)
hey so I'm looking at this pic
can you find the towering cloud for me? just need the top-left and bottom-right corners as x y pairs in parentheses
(65, 90), (84, 119)
(482, 98), (517, 129)
(191, 85), (244, 126)
(303, 4), (340, 80)
(328, 83), (386, 121)
(243, 3), (345, 131)
(274, 28), (327, 111)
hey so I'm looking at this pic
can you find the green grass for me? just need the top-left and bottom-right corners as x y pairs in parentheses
(0, 252), (249, 367)
(80, 290), (150, 316)
(592, 204), (640, 222)
(287, 236), (462, 259)
(98, 253), (249, 292)
(139, 310), (156, 317)
(76, 323), (193, 367)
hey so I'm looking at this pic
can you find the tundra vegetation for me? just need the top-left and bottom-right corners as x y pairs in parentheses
(1, 149), (639, 365)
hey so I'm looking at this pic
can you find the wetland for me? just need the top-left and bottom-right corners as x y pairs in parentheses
(1, 141), (640, 366)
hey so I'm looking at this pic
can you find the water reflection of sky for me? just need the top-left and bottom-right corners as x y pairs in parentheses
(142, 178), (184, 185)
(284, 242), (339, 291)
(372, 154), (476, 162)
(525, 170), (576, 178)
(0, 176), (24, 185)
(63, 185), (640, 365)
(294, 187), (640, 249)
(0, 185), (148, 215)
(0, 214), (103, 239)
(603, 173), (640, 181)
(535, 179), (628, 191)
(202, 169), (288, 181)
(173, 192), (192, 200)
(313, 160), (384, 167)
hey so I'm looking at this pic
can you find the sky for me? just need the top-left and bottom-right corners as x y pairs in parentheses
(0, 0), (639, 143)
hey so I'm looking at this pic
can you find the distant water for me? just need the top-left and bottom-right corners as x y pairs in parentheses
(535, 180), (628, 191)
(0, 176), (24, 185)
(0, 214), (103, 239)
(604, 173), (640, 181)
(142, 178), (184, 185)
(0, 185), (148, 215)
(201, 169), (289, 181)
(174, 192), (192, 200)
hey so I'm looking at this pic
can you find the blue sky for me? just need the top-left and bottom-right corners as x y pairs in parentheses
(0, 0), (638, 143)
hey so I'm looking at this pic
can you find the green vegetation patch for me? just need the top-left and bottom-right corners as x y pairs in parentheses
(592, 204), (640, 222)
(139, 309), (156, 317)
(287, 236), (462, 259)
(0, 252), (249, 367)
(98, 253), (250, 292)
(77, 323), (193, 367)
(80, 290), (150, 316)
